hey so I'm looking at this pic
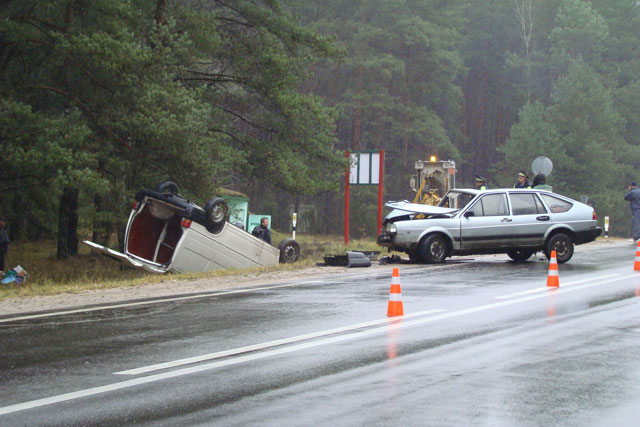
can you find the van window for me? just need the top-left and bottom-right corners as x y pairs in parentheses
(510, 193), (547, 215)
(468, 194), (508, 216)
(541, 194), (573, 213)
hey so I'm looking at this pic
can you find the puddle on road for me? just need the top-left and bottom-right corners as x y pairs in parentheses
(588, 291), (639, 309)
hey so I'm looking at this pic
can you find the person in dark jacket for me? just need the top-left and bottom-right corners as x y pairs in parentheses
(474, 175), (487, 190)
(532, 173), (553, 191)
(0, 217), (9, 273)
(513, 170), (531, 189)
(251, 217), (272, 244)
(624, 182), (640, 242)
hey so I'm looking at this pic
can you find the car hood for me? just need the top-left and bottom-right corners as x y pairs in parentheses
(384, 201), (458, 216)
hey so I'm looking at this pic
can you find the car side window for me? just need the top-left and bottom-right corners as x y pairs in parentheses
(541, 194), (573, 213)
(510, 193), (547, 215)
(468, 194), (508, 216)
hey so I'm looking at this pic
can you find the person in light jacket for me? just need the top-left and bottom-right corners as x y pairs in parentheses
(513, 170), (531, 189)
(474, 175), (488, 190)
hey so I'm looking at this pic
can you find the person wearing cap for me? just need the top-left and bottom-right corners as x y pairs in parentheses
(513, 170), (531, 189)
(624, 182), (640, 242)
(474, 175), (487, 190)
(0, 218), (8, 273)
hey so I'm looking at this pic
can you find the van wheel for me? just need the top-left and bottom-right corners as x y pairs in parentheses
(278, 238), (300, 263)
(204, 197), (229, 233)
(419, 234), (448, 264)
(156, 181), (180, 195)
(545, 233), (574, 263)
(507, 248), (533, 262)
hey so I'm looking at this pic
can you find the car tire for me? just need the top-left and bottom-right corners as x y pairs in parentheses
(278, 238), (300, 263)
(507, 248), (534, 262)
(204, 197), (229, 234)
(419, 234), (448, 264)
(545, 233), (574, 263)
(156, 181), (180, 195)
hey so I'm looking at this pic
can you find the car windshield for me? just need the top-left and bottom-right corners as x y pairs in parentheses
(438, 191), (475, 211)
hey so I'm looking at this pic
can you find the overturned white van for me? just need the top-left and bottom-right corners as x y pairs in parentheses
(84, 183), (300, 273)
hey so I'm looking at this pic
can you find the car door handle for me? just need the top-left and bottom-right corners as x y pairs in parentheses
(501, 218), (512, 222)
(536, 215), (550, 221)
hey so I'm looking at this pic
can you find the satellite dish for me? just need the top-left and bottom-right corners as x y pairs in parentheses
(532, 156), (553, 176)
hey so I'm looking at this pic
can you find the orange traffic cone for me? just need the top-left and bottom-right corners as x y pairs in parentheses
(387, 267), (404, 317)
(634, 241), (640, 271)
(547, 250), (559, 288)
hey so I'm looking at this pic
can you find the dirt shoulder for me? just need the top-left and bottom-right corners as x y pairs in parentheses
(0, 238), (625, 317)
(0, 263), (395, 316)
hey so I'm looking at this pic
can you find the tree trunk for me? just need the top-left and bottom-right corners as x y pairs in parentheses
(155, 0), (166, 26)
(352, 64), (363, 149)
(91, 194), (112, 245)
(57, 187), (78, 259)
(10, 193), (22, 241)
(402, 45), (412, 169)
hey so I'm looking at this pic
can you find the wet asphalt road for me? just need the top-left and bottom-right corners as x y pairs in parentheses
(1, 241), (639, 426)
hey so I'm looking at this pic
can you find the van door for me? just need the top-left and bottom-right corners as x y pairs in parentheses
(83, 240), (167, 273)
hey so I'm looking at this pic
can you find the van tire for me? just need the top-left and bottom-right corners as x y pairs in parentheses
(278, 238), (300, 263)
(204, 197), (229, 233)
(156, 181), (180, 195)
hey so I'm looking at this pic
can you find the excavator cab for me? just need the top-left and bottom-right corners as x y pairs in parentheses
(410, 157), (456, 206)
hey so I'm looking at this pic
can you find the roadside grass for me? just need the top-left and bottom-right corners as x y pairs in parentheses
(0, 231), (383, 300)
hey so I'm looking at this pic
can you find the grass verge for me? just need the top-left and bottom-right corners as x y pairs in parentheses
(0, 231), (384, 300)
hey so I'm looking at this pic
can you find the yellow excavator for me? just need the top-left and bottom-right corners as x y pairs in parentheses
(410, 156), (457, 206)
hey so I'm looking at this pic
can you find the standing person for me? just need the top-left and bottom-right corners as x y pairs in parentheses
(474, 175), (487, 190)
(251, 217), (272, 244)
(0, 218), (9, 274)
(532, 173), (553, 191)
(624, 182), (640, 242)
(513, 170), (531, 189)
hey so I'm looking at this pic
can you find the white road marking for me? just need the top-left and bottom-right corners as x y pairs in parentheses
(115, 309), (446, 375)
(494, 273), (622, 299)
(1, 272), (637, 416)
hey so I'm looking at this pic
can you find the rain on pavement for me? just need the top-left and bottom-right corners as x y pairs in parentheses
(0, 240), (639, 426)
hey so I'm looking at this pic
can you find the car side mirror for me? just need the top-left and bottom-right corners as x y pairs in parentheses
(464, 211), (475, 218)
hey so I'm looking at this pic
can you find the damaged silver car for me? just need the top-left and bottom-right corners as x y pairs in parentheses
(377, 188), (601, 264)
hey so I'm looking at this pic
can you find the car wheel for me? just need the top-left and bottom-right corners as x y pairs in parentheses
(156, 181), (180, 195)
(545, 233), (574, 263)
(278, 238), (300, 263)
(507, 248), (534, 262)
(419, 234), (448, 264)
(204, 197), (229, 233)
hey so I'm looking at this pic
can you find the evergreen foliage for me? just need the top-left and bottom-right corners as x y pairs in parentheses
(1, 0), (640, 246)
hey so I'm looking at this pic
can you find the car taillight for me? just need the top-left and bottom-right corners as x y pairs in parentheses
(593, 211), (597, 220)
(132, 201), (138, 210)
(180, 218), (192, 228)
